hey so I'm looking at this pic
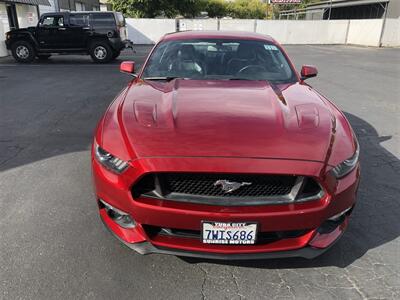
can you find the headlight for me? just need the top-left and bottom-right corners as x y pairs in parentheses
(331, 139), (360, 179)
(94, 144), (129, 174)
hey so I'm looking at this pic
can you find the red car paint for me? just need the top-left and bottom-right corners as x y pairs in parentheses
(92, 31), (360, 259)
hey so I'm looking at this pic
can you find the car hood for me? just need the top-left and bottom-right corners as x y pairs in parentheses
(118, 79), (334, 163)
(8, 27), (36, 35)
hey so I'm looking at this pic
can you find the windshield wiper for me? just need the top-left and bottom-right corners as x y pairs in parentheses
(143, 76), (186, 82)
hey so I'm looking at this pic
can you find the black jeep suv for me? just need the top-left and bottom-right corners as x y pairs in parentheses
(5, 11), (132, 63)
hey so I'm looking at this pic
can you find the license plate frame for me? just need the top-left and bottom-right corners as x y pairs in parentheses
(201, 221), (258, 245)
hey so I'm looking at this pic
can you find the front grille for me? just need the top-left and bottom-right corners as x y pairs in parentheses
(132, 172), (322, 206)
(167, 173), (295, 197)
(142, 225), (309, 245)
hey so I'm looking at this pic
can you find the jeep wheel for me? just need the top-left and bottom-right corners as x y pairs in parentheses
(89, 42), (113, 63)
(11, 41), (36, 63)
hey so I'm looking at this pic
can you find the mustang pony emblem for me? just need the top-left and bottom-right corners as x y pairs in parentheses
(214, 180), (252, 193)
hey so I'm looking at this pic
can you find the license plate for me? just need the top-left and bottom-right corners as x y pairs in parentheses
(202, 222), (257, 245)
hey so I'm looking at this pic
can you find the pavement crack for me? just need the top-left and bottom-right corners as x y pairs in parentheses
(343, 271), (368, 300)
(198, 264), (208, 300)
(231, 267), (244, 299)
(275, 270), (295, 299)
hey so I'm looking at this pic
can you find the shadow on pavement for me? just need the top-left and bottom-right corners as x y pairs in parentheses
(180, 112), (400, 268)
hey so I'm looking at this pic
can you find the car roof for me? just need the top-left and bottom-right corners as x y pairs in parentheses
(68, 11), (119, 14)
(161, 30), (275, 43)
(40, 11), (119, 17)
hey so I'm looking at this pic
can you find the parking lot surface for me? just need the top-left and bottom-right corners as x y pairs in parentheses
(1, 45), (399, 299)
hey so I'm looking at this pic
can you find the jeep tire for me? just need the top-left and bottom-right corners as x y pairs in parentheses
(89, 41), (113, 63)
(11, 41), (36, 63)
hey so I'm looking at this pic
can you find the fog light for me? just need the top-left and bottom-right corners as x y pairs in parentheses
(99, 199), (136, 228)
(309, 217), (349, 249)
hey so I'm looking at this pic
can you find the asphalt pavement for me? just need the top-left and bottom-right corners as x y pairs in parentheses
(0, 45), (399, 299)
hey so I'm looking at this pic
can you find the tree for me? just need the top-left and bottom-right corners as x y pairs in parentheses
(204, 0), (228, 18)
(110, 0), (204, 18)
(110, 0), (271, 19)
(110, 0), (160, 18)
(228, 0), (268, 19)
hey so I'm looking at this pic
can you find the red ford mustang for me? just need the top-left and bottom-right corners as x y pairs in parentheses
(92, 31), (360, 259)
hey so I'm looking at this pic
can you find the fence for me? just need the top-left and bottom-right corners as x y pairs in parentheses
(125, 18), (400, 48)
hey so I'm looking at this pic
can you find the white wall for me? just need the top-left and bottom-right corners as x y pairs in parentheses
(178, 19), (218, 31)
(256, 20), (349, 44)
(219, 19), (255, 32)
(0, 21), (8, 57)
(0, 2), (9, 57)
(347, 19), (384, 47)
(16, 4), (39, 29)
(381, 18), (400, 47)
(126, 18), (176, 44)
(125, 18), (390, 47)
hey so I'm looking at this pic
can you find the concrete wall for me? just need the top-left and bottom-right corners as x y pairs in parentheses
(347, 19), (384, 47)
(16, 4), (39, 29)
(126, 18), (392, 47)
(0, 2), (9, 32)
(0, 20), (7, 57)
(126, 18), (176, 44)
(0, 2), (9, 57)
(178, 19), (218, 31)
(381, 18), (400, 47)
(256, 20), (349, 44)
(219, 19), (255, 32)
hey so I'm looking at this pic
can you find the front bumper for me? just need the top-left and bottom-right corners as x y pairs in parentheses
(5, 39), (11, 50)
(109, 38), (133, 51)
(92, 156), (359, 260)
(101, 214), (349, 260)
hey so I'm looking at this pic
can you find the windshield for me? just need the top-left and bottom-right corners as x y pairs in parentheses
(142, 39), (297, 83)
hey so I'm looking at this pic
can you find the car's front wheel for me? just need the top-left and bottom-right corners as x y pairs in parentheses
(89, 42), (113, 63)
(11, 41), (36, 63)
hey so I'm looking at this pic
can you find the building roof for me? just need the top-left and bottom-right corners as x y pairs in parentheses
(7, 0), (50, 6)
(162, 31), (274, 43)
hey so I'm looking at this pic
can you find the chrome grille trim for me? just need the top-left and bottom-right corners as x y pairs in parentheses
(132, 173), (324, 206)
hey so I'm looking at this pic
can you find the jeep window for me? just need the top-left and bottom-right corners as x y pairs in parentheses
(90, 13), (115, 28)
(40, 16), (64, 27)
(69, 14), (89, 27)
(142, 39), (297, 84)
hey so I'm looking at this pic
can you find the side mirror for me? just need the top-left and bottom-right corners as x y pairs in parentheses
(120, 61), (136, 76)
(300, 65), (318, 80)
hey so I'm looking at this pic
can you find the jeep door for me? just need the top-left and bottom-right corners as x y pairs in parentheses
(67, 14), (90, 49)
(37, 15), (69, 49)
